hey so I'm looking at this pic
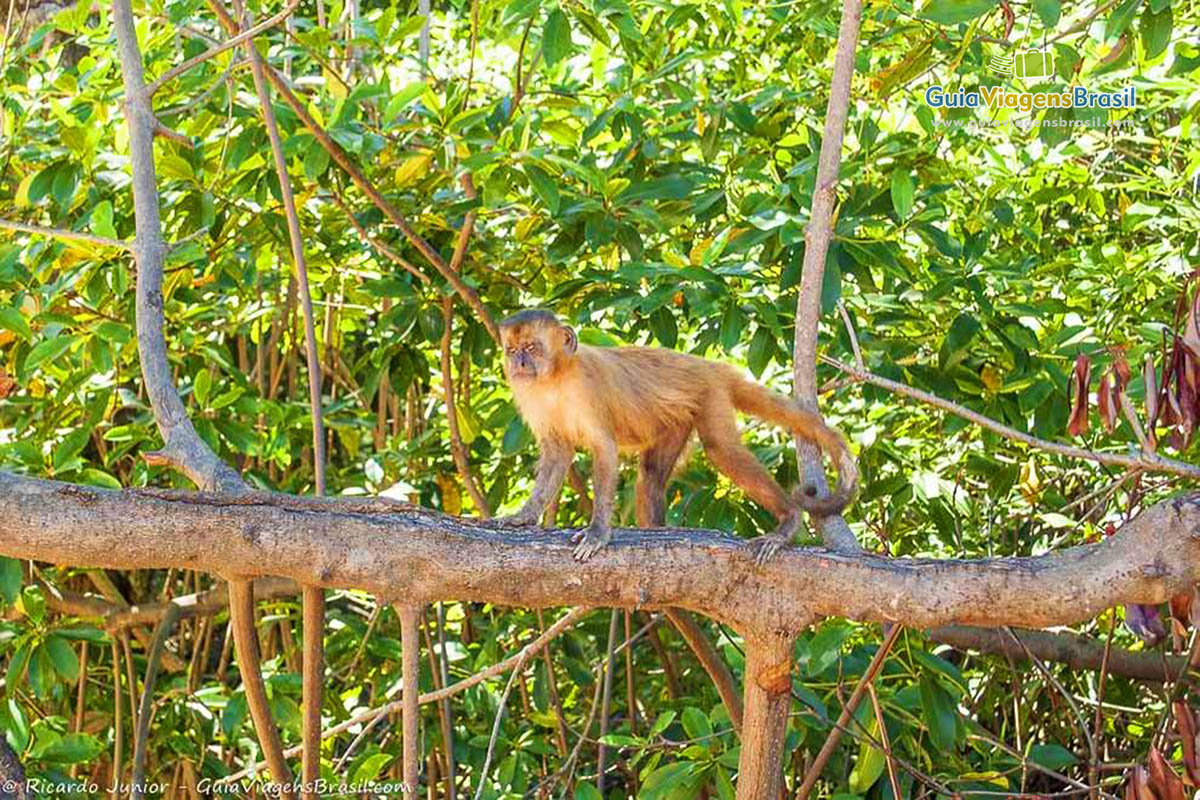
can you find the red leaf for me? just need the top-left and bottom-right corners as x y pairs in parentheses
(1145, 354), (1160, 434)
(1099, 372), (1118, 433)
(1148, 746), (1187, 800)
(1067, 354), (1091, 437)
(1124, 765), (1152, 800)
(1174, 701), (1200, 785)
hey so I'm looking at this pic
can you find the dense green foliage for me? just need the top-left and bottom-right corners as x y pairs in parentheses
(1, 0), (1199, 795)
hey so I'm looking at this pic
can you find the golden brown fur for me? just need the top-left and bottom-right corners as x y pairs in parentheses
(498, 309), (857, 562)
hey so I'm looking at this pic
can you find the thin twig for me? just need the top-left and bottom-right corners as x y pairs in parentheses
(326, 188), (430, 285)
(0, 217), (130, 250)
(215, 606), (591, 785)
(130, 600), (185, 800)
(145, 0), (299, 96)
(836, 300), (864, 370)
(796, 623), (902, 799)
(867, 682), (901, 800)
(232, 1), (327, 791)
(1004, 626), (1096, 773)
(826, 356), (1200, 480)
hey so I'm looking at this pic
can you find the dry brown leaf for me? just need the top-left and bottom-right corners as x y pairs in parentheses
(1067, 354), (1091, 437)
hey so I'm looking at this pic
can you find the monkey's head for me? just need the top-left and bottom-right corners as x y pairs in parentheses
(498, 309), (578, 382)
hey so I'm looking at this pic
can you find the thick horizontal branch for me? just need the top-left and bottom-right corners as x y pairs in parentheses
(931, 624), (1186, 683)
(2, 473), (1198, 635)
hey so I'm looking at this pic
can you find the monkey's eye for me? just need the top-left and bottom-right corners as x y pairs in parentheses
(505, 346), (516, 355)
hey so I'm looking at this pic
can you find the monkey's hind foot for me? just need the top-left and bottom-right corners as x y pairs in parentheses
(571, 524), (612, 562)
(752, 532), (793, 565)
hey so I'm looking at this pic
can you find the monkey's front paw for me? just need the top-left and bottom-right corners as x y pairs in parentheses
(571, 525), (611, 562)
(752, 533), (792, 566)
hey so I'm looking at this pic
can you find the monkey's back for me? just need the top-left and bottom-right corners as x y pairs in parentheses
(574, 345), (739, 449)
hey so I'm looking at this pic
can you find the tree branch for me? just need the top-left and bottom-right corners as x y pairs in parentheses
(826, 357), (1200, 480)
(113, 0), (245, 495)
(219, 605), (591, 785)
(144, 0), (298, 97)
(3, 472), (1198, 636)
(791, 0), (864, 554)
(0, 217), (130, 250)
(200, 0), (500, 343)
(931, 624), (1188, 683)
(130, 599), (185, 800)
(231, 0), (328, 789)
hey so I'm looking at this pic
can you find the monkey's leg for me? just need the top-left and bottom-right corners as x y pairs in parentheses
(502, 437), (572, 525)
(697, 407), (798, 565)
(572, 436), (618, 561)
(640, 430), (746, 730)
(634, 429), (691, 527)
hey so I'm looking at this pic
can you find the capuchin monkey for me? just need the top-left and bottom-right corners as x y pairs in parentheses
(496, 309), (857, 563)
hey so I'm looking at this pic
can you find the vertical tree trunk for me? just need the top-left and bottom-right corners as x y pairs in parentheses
(735, 631), (796, 799)
(791, 0), (864, 554)
(401, 605), (423, 793)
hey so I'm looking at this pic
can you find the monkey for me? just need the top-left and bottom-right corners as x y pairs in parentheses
(496, 309), (858, 563)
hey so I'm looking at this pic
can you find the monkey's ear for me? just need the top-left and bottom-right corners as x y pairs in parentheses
(561, 325), (578, 353)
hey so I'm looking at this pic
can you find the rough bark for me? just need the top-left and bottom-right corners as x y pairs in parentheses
(112, 0), (244, 494)
(931, 624), (1188, 682)
(736, 632), (795, 799)
(791, 0), (864, 554)
(3, 473), (1197, 638)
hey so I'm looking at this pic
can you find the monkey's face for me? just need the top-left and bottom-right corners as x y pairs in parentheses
(500, 322), (577, 382)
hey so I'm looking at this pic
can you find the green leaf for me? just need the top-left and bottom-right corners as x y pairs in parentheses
(6, 642), (30, 693)
(747, 326), (774, 378)
(890, 169), (915, 218)
(90, 200), (116, 239)
(719, 305), (744, 352)
(222, 693), (248, 738)
(648, 307), (677, 348)
(681, 707), (713, 740)
(618, 175), (693, 203)
(649, 710), (677, 737)
(24, 335), (76, 372)
(19, 585), (46, 625)
(1106, 0), (1142, 38)
(1029, 743), (1079, 771)
(0, 306), (31, 341)
(919, 0), (997, 25)
(40, 732), (103, 764)
(28, 644), (53, 697)
(1033, 0), (1062, 27)
(1140, 5), (1172, 58)
(0, 558), (22, 604)
(194, 369), (212, 408)
(542, 9), (573, 68)
(526, 165), (561, 214)
(351, 752), (393, 784)
(849, 725), (885, 793)
(641, 762), (696, 800)
(919, 674), (959, 751)
(303, 145), (331, 181)
(52, 428), (90, 473)
(574, 784), (603, 800)
(938, 313), (981, 369)
(44, 634), (79, 682)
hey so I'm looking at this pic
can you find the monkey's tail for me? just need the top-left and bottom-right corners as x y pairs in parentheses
(729, 378), (859, 515)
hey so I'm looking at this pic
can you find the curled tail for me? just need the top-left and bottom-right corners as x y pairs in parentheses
(729, 378), (859, 515)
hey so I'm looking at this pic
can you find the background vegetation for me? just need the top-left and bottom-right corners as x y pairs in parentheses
(1, 0), (1199, 795)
